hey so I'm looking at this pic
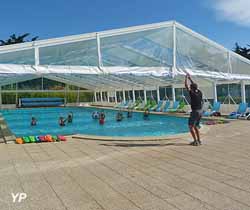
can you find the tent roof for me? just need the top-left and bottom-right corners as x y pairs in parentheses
(0, 21), (250, 90)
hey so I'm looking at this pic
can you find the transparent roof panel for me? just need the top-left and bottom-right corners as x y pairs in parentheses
(100, 27), (173, 67)
(176, 28), (228, 73)
(230, 54), (250, 75)
(0, 49), (35, 65)
(39, 38), (98, 66)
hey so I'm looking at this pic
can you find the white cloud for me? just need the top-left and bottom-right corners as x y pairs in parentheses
(211, 0), (250, 27)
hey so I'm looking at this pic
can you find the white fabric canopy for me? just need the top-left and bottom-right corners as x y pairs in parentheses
(0, 21), (250, 90)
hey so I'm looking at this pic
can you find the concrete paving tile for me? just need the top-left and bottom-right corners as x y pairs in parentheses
(67, 166), (140, 210)
(166, 193), (215, 210)
(224, 178), (250, 193)
(181, 173), (250, 206)
(28, 198), (67, 210)
(22, 180), (58, 202)
(184, 185), (250, 210)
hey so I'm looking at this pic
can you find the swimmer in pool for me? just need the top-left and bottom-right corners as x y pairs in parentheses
(92, 111), (100, 119)
(67, 112), (73, 123)
(127, 110), (132, 118)
(116, 111), (123, 122)
(143, 109), (150, 120)
(59, 116), (66, 126)
(31, 116), (37, 126)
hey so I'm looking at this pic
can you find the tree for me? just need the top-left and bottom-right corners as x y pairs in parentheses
(233, 42), (250, 60)
(0, 33), (38, 46)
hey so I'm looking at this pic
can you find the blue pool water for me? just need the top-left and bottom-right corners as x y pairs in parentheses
(1, 107), (189, 137)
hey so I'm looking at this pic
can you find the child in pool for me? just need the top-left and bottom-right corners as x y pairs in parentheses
(31, 117), (37, 126)
(59, 116), (66, 126)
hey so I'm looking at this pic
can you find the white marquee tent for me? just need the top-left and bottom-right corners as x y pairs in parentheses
(0, 21), (250, 104)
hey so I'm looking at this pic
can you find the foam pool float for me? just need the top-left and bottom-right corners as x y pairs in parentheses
(45, 135), (53, 142)
(22, 136), (30, 143)
(52, 135), (59, 142)
(35, 136), (41, 143)
(39, 136), (46, 142)
(58, 135), (66, 141)
(16, 138), (24, 144)
(29, 136), (36, 143)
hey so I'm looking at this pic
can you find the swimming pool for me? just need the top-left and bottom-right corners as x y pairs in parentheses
(1, 107), (189, 137)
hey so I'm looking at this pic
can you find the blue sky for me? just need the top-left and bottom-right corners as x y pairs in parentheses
(0, 0), (249, 49)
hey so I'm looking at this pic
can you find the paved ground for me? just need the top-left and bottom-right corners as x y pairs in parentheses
(1, 120), (250, 210)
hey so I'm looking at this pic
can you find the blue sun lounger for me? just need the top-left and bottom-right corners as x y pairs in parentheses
(228, 102), (248, 119)
(151, 100), (163, 111)
(167, 101), (180, 112)
(162, 101), (171, 112)
(203, 102), (221, 116)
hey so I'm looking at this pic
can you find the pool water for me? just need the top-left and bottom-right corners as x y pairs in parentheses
(1, 107), (189, 137)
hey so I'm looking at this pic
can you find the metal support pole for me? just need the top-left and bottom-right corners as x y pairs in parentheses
(15, 83), (18, 105)
(144, 89), (147, 104)
(172, 21), (177, 78)
(241, 81), (246, 103)
(35, 47), (40, 66)
(122, 89), (125, 103)
(172, 85), (176, 102)
(132, 89), (136, 102)
(156, 86), (160, 102)
(107, 92), (109, 103)
(213, 82), (218, 103)
(100, 91), (103, 102)
(94, 91), (97, 102)
(96, 33), (103, 70)
(114, 91), (117, 103)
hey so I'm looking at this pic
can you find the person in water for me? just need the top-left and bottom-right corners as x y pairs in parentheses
(31, 117), (37, 126)
(185, 73), (203, 146)
(99, 111), (105, 125)
(67, 112), (73, 123)
(127, 109), (133, 118)
(116, 111), (123, 122)
(92, 111), (100, 119)
(59, 116), (66, 126)
(143, 109), (150, 120)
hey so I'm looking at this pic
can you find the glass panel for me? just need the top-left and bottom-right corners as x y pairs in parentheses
(116, 91), (123, 102)
(217, 84), (241, 104)
(159, 86), (172, 100)
(39, 39), (98, 66)
(176, 28), (228, 73)
(0, 49), (35, 65)
(18, 78), (42, 90)
(79, 92), (94, 102)
(100, 27), (173, 67)
(245, 85), (250, 106)
(96, 92), (101, 101)
(230, 54), (250, 75)
(2, 93), (16, 104)
(175, 88), (190, 103)
(43, 78), (65, 90)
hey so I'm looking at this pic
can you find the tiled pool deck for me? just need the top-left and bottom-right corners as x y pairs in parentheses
(1, 120), (250, 210)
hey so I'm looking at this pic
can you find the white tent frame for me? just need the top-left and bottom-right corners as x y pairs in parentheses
(0, 20), (250, 104)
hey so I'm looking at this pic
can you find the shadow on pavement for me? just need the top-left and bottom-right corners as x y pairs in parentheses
(100, 142), (190, 147)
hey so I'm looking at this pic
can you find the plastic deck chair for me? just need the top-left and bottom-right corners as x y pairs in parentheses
(228, 102), (248, 119)
(203, 102), (221, 116)
(170, 101), (185, 113)
(167, 101), (180, 112)
(151, 100), (163, 111)
(162, 101), (171, 112)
